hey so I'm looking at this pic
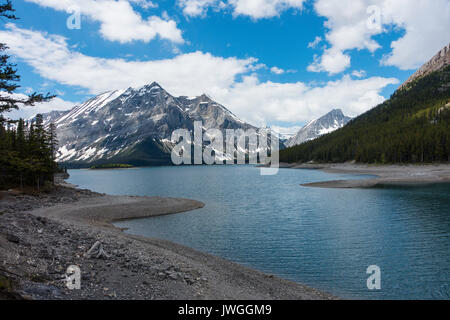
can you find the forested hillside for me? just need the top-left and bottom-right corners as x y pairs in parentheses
(280, 66), (450, 164)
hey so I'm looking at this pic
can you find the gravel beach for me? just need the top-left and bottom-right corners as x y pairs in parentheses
(0, 179), (333, 300)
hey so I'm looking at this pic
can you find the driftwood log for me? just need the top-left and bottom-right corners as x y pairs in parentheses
(84, 241), (110, 259)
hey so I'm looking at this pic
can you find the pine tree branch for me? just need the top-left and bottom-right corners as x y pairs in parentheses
(0, 1), (17, 21)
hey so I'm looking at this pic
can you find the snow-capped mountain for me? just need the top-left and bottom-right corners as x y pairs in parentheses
(286, 109), (352, 148)
(44, 82), (260, 166)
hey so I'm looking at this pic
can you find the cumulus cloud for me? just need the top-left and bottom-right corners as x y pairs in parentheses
(380, 0), (450, 69)
(24, 0), (183, 43)
(230, 0), (305, 18)
(270, 66), (285, 74)
(178, 0), (224, 17)
(178, 0), (305, 19)
(0, 24), (251, 96)
(1, 92), (77, 120)
(351, 70), (367, 78)
(309, 0), (450, 74)
(307, 49), (351, 74)
(1, 25), (398, 125)
(217, 74), (398, 124)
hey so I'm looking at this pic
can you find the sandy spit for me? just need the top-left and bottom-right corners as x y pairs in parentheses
(277, 163), (450, 188)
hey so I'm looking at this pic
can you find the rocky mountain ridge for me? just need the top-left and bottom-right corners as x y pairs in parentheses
(400, 43), (450, 89)
(42, 83), (261, 166)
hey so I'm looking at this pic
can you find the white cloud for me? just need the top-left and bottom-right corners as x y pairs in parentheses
(1, 25), (398, 125)
(351, 70), (367, 78)
(307, 36), (322, 49)
(307, 49), (351, 74)
(270, 125), (303, 138)
(24, 0), (183, 44)
(0, 24), (252, 96)
(309, 0), (450, 73)
(380, 0), (450, 69)
(1, 92), (77, 120)
(230, 0), (305, 18)
(178, 0), (224, 17)
(129, 0), (158, 9)
(217, 74), (398, 125)
(270, 66), (285, 74)
(178, 0), (305, 19)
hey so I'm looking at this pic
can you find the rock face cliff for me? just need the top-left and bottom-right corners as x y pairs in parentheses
(400, 43), (450, 89)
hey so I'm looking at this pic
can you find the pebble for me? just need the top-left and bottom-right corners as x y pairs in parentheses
(6, 233), (20, 243)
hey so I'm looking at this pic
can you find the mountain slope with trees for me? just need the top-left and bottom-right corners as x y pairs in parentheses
(280, 64), (450, 164)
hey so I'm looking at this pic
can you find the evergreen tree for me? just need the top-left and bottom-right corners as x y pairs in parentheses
(0, 1), (59, 190)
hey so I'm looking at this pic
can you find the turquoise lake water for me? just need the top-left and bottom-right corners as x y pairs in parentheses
(68, 166), (450, 299)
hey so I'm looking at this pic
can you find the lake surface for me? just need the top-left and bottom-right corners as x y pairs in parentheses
(68, 166), (450, 299)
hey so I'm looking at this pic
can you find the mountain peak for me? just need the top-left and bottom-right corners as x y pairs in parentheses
(286, 109), (352, 147)
(328, 109), (344, 116)
(149, 81), (162, 88)
(400, 43), (450, 90)
(199, 93), (213, 101)
(137, 82), (163, 91)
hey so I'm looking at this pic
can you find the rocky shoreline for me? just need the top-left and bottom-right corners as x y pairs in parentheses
(0, 182), (334, 300)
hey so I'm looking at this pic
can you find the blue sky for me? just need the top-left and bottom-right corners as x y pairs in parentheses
(2, 0), (449, 131)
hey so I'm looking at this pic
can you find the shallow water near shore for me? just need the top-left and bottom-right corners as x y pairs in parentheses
(68, 166), (450, 299)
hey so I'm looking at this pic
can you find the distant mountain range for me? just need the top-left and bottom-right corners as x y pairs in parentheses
(286, 109), (352, 148)
(43, 83), (261, 167)
(44, 44), (450, 167)
(280, 43), (450, 164)
(39, 85), (360, 167)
